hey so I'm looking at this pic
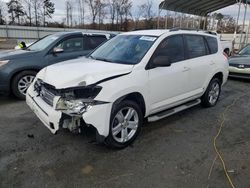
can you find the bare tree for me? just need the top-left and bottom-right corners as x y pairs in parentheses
(32, 0), (43, 26)
(137, 0), (154, 29)
(7, 0), (25, 25)
(23, 0), (32, 26)
(77, 0), (85, 26)
(0, 1), (6, 24)
(86, 0), (104, 25)
(97, 0), (107, 28)
(43, 0), (55, 26)
(65, 0), (73, 27)
(114, 0), (132, 30)
(108, 0), (116, 29)
(132, 5), (143, 29)
(141, 0), (153, 20)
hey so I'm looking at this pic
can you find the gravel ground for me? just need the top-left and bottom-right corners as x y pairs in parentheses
(0, 78), (249, 188)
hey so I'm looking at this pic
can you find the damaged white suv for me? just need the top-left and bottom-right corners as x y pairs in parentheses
(27, 29), (228, 148)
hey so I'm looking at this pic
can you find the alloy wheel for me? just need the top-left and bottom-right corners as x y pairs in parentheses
(111, 107), (139, 143)
(208, 82), (220, 105)
(18, 75), (35, 96)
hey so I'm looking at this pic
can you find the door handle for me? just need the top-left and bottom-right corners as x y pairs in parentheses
(210, 61), (216, 65)
(183, 67), (191, 72)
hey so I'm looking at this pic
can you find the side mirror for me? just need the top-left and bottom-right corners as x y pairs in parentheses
(53, 47), (64, 54)
(152, 56), (171, 67)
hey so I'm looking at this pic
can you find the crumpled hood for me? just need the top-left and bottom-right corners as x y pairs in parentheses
(37, 57), (134, 89)
(0, 49), (38, 60)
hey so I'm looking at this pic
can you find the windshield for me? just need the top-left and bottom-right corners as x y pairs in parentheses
(238, 45), (250, 55)
(89, 35), (157, 65)
(27, 35), (60, 51)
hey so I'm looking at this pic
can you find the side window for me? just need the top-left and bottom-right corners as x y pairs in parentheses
(205, 36), (218, 54)
(55, 37), (83, 52)
(85, 35), (107, 50)
(185, 35), (207, 59)
(153, 35), (185, 63)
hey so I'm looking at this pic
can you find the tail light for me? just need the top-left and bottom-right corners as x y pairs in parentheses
(223, 52), (229, 59)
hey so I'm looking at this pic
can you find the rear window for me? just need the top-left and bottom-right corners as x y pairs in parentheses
(185, 35), (207, 59)
(205, 36), (218, 54)
(85, 35), (107, 50)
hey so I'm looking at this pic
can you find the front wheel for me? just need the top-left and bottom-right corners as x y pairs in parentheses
(201, 78), (221, 107)
(105, 100), (143, 149)
(11, 71), (36, 100)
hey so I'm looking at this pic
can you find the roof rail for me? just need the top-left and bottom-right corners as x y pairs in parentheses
(169, 28), (217, 36)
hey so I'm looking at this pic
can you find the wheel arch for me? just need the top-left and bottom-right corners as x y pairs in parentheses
(223, 48), (230, 55)
(113, 92), (146, 117)
(212, 72), (223, 84)
(9, 68), (40, 91)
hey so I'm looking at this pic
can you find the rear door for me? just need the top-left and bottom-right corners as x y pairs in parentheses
(183, 34), (216, 96)
(83, 35), (108, 54)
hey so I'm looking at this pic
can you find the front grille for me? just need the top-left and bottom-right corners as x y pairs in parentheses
(230, 63), (250, 68)
(34, 80), (56, 106)
(40, 86), (55, 106)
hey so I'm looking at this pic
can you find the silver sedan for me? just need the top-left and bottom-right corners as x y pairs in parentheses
(229, 44), (250, 79)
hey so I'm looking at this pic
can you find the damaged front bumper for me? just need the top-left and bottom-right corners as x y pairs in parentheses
(26, 91), (62, 134)
(26, 86), (112, 137)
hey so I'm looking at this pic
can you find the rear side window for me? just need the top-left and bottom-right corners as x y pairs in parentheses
(185, 35), (207, 59)
(85, 35), (107, 50)
(205, 36), (218, 54)
(153, 35), (185, 63)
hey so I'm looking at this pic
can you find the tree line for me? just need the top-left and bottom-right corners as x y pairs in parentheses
(0, 0), (239, 33)
(0, 0), (55, 26)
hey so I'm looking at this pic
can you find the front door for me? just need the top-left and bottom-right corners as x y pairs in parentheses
(46, 36), (86, 65)
(148, 35), (189, 114)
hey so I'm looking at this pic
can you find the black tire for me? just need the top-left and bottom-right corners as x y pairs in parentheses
(201, 78), (221, 107)
(104, 100), (143, 149)
(11, 70), (37, 100)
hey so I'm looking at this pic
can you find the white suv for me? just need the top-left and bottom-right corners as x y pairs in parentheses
(27, 29), (229, 148)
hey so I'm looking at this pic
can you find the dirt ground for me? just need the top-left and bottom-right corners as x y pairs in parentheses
(0, 78), (249, 188)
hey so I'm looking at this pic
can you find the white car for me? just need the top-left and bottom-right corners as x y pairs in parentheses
(26, 29), (229, 148)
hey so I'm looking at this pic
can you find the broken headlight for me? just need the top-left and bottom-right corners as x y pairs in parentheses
(56, 98), (94, 115)
(55, 86), (104, 115)
(60, 86), (102, 99)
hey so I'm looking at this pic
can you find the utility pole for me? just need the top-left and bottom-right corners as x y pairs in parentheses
(239, 3), (247, 49)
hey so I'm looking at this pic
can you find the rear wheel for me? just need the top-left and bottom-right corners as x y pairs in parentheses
(11, 71), (36, 100)
(201, 78), (221, 107)
(105, 100), (143, 149)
